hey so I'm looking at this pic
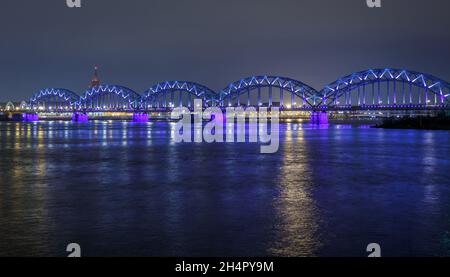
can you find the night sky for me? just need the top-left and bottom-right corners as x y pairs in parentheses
(0, 0), (449, 101)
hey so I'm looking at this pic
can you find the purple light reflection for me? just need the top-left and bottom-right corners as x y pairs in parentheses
(132, 113), (149, 122)
(72, 112), (89, 122)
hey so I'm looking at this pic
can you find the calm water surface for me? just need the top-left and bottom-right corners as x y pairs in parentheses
(0, 121), (449, 256)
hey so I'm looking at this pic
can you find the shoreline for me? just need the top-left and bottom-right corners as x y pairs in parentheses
(374, 116), (450, 131)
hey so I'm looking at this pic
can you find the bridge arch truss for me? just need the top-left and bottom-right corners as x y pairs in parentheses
(78, 85), (141, 111)
(318, 69), (450, 110)
(219, 76), (319, 109)
(29, 88), (80, 111)
(141, 81), (218, 110)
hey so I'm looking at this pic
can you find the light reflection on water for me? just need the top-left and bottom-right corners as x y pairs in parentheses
(0, 121), (450, 257)
(270, 123), (320, 256)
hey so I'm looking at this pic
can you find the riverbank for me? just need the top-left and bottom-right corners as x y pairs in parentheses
(375, 116), (450, 130)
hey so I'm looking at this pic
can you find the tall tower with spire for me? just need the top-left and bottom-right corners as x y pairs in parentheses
(90, 65), (101, 88)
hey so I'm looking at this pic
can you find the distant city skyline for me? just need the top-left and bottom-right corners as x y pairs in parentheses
(0, 0), (449, 101)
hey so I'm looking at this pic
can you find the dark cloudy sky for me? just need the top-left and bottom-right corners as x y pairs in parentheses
(0, 0), (449, 101)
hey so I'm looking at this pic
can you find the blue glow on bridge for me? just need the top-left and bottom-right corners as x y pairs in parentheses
(29, 88), (79, 110)
(318, 69), (449, 109)
(24, 68), (450, 113)
(141, 81), (217, 109)
(219, 76), (319, 108)
(78, 85), (141, 111)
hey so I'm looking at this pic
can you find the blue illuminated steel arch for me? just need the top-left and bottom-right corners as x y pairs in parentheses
(219, 76), (319, 108)
(141, 81), (218, 108)
(29, 88), (80, 110)
(318, 69), (450, 109)
(78, 85), (141, 110)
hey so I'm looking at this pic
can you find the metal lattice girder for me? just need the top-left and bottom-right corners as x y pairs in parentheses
(141, 81), (218, 106)
(318, 68), (450, 106)
(27, 69), (450, 111)
(29, 88), (80, 106)
(219, 76), (319, 107)
(78, 85), (142, 109)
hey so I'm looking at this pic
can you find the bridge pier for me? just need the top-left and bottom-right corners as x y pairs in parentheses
(11, 113), (39, 122)
(310, 111), (329, 124)
(72, 112), (89, 122)
(24, 113), (39, 122)
(132, 112), (149, 122)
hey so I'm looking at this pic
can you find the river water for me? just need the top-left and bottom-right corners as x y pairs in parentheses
(0, 121), (449, 256)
